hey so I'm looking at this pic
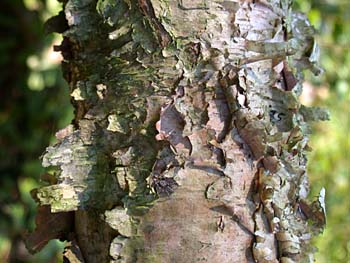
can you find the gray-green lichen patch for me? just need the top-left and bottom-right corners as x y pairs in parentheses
(104, 207), (133, 237)
(36, 184), (80, 212)
(109, 235), (128, 262)
(299, 105), (330, 122)
(34, 0), (328, 261)
(107, 114), (129, 134)
(36, 127), (121, 212)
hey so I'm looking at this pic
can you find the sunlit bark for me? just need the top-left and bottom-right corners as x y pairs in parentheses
(27, 1), (327, 262)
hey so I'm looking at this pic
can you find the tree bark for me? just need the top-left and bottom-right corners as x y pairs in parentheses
(27, 0), (328, 262)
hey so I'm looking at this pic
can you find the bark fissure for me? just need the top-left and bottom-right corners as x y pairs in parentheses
(138, 0), (172, 47)
(27, 1), (327, 262)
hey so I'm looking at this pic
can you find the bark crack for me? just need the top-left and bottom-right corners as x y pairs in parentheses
(138, 0), (172, 47)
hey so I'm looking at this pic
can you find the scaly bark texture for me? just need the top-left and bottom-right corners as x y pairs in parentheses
(27, 0), (328, 262)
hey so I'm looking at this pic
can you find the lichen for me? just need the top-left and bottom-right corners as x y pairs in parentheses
(31, 0), (327, 261)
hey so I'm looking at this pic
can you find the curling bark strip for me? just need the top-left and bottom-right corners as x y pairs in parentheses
(27, 1), (327, 262)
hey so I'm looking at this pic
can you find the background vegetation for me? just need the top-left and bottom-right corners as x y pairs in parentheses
(0, 0), (348, 262)
(294, 1), (350, 262)
(0, 0), (72, 261)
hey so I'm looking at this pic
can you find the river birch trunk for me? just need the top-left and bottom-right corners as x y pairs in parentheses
(27, 0), (328, 262)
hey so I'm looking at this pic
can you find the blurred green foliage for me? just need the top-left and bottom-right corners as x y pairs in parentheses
(0, 0), (72, 262)
(294, 0), (350, 262)
(0, 0), (348, 262)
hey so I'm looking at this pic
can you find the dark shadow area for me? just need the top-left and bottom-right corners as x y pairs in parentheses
(0, 0), (73, 262)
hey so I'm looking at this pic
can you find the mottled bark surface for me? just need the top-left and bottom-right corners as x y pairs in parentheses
(27, 0), (327, 262)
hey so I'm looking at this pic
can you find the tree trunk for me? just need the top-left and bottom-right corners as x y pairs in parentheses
(27, 0), (328, 262)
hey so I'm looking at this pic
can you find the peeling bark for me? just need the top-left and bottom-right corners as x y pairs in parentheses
(27, 0), (327, 262)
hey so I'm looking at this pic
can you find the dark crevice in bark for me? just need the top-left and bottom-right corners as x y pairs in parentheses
(28, 1), (326, 262)
(149, 146), (181, 197)
(187, 162), (226, 177)
(137, 0), (172, 47)
(215, 91), (233, 143)
(150, 175), (178, 197)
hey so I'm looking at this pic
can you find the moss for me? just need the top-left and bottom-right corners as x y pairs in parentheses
(32, 0), (327, 261)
